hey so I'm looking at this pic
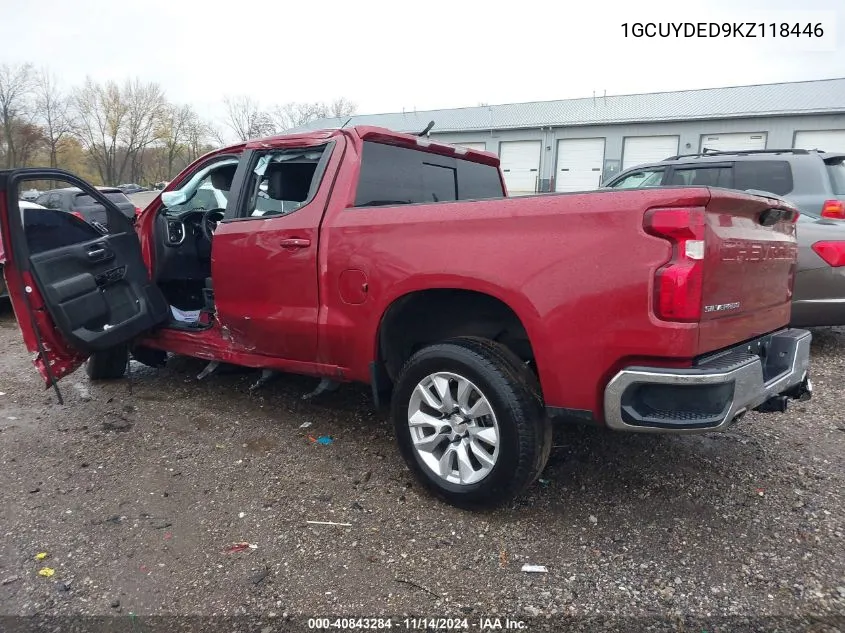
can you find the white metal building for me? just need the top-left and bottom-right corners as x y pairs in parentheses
(288, 78), (845, 195)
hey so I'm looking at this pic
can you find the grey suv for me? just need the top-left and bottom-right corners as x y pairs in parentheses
(603, 149), (845, 327)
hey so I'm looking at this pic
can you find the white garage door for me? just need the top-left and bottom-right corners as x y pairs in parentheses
(555, 138), (605, 192)
(700, 132), (767, 152)
(454, 142), (488, 152)
(499, 141), (541, 195)
(622, 136), (680, 170)
(794, 130), (845, 152)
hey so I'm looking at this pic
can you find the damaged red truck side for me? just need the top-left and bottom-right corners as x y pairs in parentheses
(0, 126), (813, 507)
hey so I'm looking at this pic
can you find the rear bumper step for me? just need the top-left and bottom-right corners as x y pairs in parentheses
(603, 329), (812, 433)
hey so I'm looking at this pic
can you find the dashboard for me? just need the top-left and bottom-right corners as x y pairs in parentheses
(154, 209), (214, 282)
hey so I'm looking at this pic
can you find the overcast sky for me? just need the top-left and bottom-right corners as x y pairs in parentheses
(1, 0), (842, 132)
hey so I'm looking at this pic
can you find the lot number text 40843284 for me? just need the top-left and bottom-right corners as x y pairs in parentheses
(307, 617), (528, 630)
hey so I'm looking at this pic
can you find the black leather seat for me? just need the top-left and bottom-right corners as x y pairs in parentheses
(210, 164), (237, 193)
(265, 162), (315, 204)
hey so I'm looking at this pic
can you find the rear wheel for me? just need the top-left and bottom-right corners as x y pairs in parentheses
(86, 345), (129, 380)
(391, 337), (551, 508)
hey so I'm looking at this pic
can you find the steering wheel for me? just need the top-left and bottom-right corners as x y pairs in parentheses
(200, 208), (225, 242)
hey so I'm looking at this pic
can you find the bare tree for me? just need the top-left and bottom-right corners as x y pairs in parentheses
(34, 68), (73, 169)
(271, 102), (326, 131)
(13, 121), (46, 167)
(186, 116), (213, 163)
(0, 63), (34, 167)
(158, 103), (205, 178)
(327, 97), (357, 119)
(223, 95), (274, 142)
(271, 98), (356, 132)
(119, 79), (166, 183)
(73, 77), (129, 185)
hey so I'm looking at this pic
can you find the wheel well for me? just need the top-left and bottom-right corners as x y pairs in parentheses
(377, 289), (536, 383)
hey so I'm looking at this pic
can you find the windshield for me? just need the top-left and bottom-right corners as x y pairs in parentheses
(826, 159), (845, 196)
(161, 158), (238, 215)
(165, 183), (228, 215)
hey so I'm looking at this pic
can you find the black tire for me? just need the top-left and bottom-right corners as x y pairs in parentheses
(86, 345), (129, 380)
(391, 337), (551, 508)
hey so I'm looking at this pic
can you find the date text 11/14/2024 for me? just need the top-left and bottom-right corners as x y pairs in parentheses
(307, 617), (529, 630)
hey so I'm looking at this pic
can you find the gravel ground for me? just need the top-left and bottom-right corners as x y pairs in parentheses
(0, 302), (843, 631)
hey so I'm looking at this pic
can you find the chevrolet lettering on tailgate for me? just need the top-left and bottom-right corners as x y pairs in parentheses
(720, 240), (798, 263)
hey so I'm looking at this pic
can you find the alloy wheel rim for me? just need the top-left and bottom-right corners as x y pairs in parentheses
(407, 371), (500, 486)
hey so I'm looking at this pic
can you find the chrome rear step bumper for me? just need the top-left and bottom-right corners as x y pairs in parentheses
(603, 329), (812, 433)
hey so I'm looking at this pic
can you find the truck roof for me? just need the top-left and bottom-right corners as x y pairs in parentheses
(244, 125), (500, 167)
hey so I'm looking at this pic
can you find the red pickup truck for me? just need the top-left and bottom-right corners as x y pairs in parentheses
(0, 126), (813, 507)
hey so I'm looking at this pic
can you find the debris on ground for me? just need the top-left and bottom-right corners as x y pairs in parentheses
(306, 520), (352, 527)
(250, 567), (269, 585)
(308, 435), (334, 445)
(2, 575), (20, 585)
(73, 383), (92, 402)
(396, 577), (440, 598)
(102, 413), (132, 432)
(34, 552), (48, 561)
(521, 564), (548, 573)
(224, 542), (258, 554)
(110, 599), (120, 609)
(55, 581), (71, 593)
(299, 421), (312, 429)
(589, 515), (598, 525)
(37, 567), (55, 578)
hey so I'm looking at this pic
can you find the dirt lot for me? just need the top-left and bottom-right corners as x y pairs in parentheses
(0, 302), (843, 630)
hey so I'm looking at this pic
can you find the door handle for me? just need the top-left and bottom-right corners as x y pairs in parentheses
(280, 238), (311, 249)
(87, 248), (112, 262)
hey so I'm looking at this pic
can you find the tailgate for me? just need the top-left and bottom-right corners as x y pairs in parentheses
(698, 189), (798, 352)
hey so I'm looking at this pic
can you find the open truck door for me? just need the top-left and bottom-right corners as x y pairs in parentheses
(0, 169), (168, 395)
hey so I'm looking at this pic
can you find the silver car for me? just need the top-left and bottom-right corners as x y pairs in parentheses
(603, 149), (845, 327)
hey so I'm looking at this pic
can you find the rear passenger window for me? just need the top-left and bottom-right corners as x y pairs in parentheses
(824, 159), (845, 196)
(733, 160), (793, 196)
(609, 169), (665, 188)
(354, 141), (503, 207)
(669, 167), (732, 187)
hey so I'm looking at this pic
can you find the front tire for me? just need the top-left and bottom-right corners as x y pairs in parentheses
(86, 345), (129, 380)
(391, 337), (551, 508)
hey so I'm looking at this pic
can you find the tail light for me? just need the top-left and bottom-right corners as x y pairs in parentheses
(71, 211), (85, 221)
(821, 200), (845, 219)
(644, 207), (706, 322)
(135, 207), (142, 217)
(811, 241), (845, 267)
